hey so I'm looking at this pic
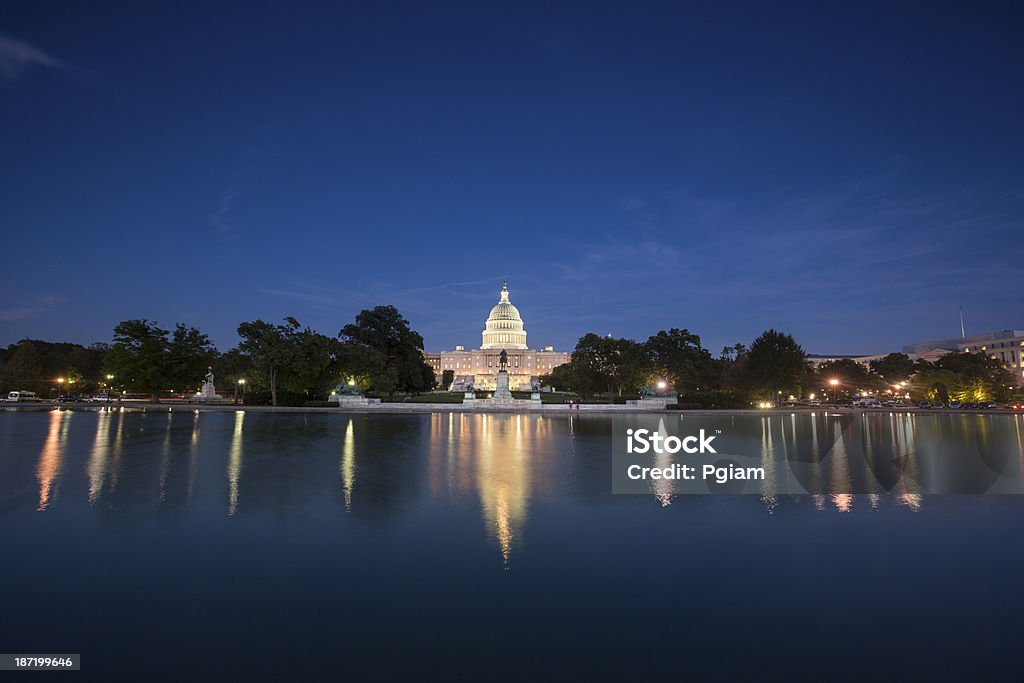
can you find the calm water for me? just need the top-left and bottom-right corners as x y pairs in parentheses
(2, 409), (1024, 680)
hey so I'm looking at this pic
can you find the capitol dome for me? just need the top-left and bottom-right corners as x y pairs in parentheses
(481, 281), (528, 349)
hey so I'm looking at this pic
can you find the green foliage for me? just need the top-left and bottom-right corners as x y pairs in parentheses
(0, 339), (108, 396)
(869, 353), (915, 383)
(563, 333), (652, 398)
(911, 352), (1017, 402)
(645, 328), (716, 392)
(104, 320), (216, 401)
(743, 329), (807, 401)
(236, 317), (337, 406)
(441, 369), (454, 389)
(813, 358), (878, 394)
(338, 305), (435, 397)
(3, 341), (44, 392)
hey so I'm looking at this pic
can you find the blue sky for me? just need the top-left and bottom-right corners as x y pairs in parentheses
(2, 1), (1022, 355)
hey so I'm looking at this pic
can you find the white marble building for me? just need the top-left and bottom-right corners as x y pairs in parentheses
(424, 282), (569, 391)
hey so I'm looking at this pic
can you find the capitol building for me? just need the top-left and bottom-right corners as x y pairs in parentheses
(424, 282), (569, 391)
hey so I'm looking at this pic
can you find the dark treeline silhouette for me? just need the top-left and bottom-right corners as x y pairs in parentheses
(1, 318), (1018, 406)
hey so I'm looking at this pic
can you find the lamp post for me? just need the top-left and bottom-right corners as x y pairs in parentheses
(829, 378), (839, 404)
(237, 378), (246, 405)
(56, 377), (65, 400)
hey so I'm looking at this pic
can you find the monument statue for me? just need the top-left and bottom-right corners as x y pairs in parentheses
(328, 380), (378, 406)
(332, 381), (364, 398)
(492, 349), (513, 403)
(194, 366), (222, 401)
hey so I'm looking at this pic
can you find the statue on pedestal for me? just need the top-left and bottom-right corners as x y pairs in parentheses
(194, 366), (222, 401)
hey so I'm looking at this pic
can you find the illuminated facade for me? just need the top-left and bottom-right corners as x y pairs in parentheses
(423, 282), (569, 391)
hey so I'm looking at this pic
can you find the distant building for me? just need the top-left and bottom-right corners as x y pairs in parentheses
(423, 282), (569, 391)
(806, 354), (890, 369)
(958, 332), (1024, 384)
(901, 330), (1024, 357)
(902, 329), (1024, 385)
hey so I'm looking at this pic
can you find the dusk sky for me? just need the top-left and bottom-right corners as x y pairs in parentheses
(2, 2), (1022, 355)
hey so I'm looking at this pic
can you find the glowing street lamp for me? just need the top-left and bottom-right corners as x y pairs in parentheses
(236, 378), (246, 404)
(656, 380), (667, 391)
(829, 378), (839, 404)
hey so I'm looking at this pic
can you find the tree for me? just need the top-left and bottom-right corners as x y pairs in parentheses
(814, 358), (876, 394)
(543, 362), (582, 393)
(104, 320), (171, 401)
(645, 328), (716, 393)
(104, 320), (215, 401)
(338, 306), (435, 397)
(4, 341), (44, 392)
(561, 333), (651, 399)
(441, 369), (454, 390)
(869, 353), (915, 384)
(934, 351), (1016, 402)
(1, 339), (110, 395)
(719, 343), (747, 362)
(602, 337), (651, 396)
(744, 329), (807, 402)
(167, 324), (218, 391)
(237, 318), (295, 406)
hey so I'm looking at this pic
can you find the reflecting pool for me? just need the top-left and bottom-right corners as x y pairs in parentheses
(2, 409), (1024, 680)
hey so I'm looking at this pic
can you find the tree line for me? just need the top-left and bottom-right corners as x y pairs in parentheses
(0, 305), (435, 405)
(1, 316), (1019, 406)
(546, 328), (1020, 406)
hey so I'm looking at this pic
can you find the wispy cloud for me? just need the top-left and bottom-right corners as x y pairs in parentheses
(0, 35), (62, 83)
(209, 189), (240, 234)
(0, 295), (66, 322)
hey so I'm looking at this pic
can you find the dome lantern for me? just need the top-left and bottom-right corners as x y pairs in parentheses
(481, 281), (528, 349)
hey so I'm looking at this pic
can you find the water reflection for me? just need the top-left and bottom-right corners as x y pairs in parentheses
(187, 411), (200, 503)
(18, 410), (1024, 530)
(87, 409), (113, 504)
(760, 417), (777, 513)
(228, 411), (245, 515)
(475, 415), (532, 567)
(36, 410), (71, 510)
(341, 418), (356, 511)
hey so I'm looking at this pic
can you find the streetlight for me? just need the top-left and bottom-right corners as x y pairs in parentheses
(236, 378), (246, 405)
(829, 378), (839, 404)
(656, 380), (667, 391)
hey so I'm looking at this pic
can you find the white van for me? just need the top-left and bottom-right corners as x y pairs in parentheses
(7, 390), (42, 402)
(855, 396), (880, 407)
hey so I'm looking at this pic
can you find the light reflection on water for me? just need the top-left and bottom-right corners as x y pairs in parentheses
(14, 409), (1024, 558)
(8, 408), (1024, 680)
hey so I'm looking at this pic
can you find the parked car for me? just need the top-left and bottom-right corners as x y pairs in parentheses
(89, 394), (113, 403)
(962, 402), (977, 409)
(56, 396), (85, 403)
(855, 397), (881, 407)
(6, 390), (42, 402)
(918, 401), (931, 409)
(948, 401), (962, 409)
(932, 402), (945, 409)
(979, 402), (997, 409)
(806, 399), (821, 406)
